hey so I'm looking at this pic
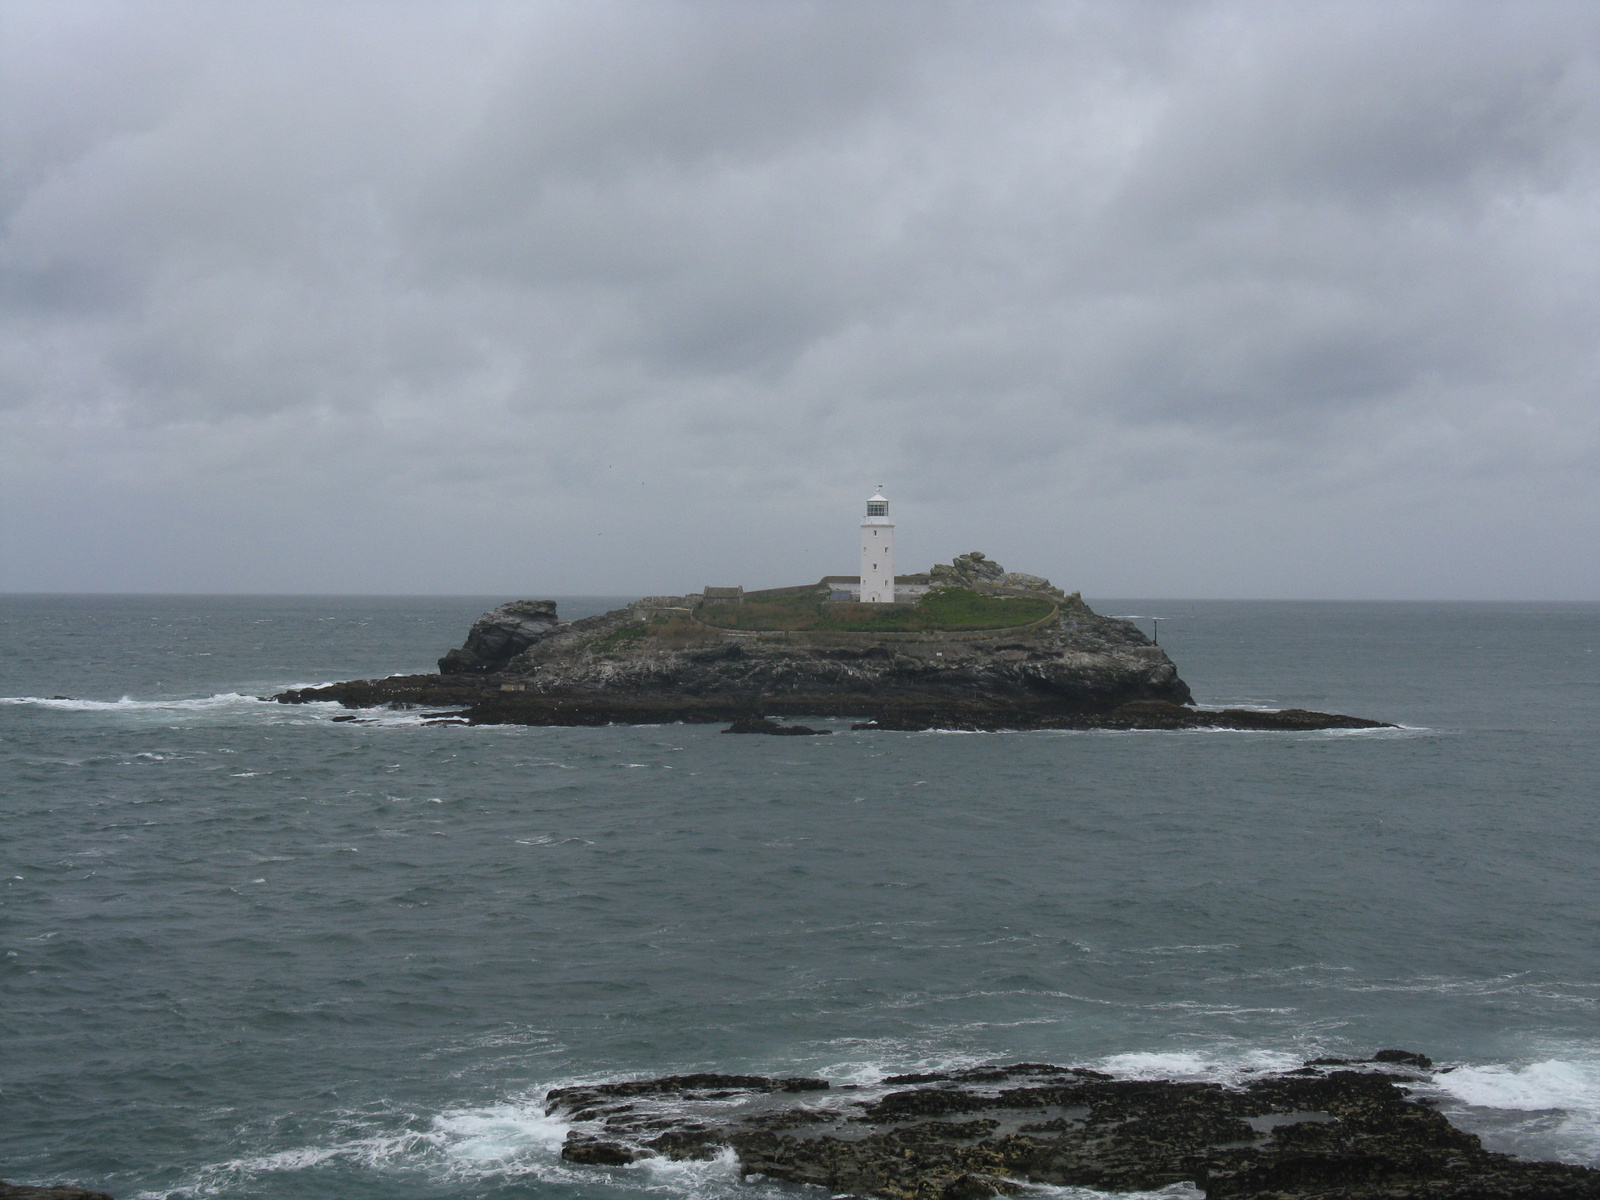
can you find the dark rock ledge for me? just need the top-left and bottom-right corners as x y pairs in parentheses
(724, 716), (832, 735)
(544, 1057), (1600, 1200)
(0, 1183), (114, 1200)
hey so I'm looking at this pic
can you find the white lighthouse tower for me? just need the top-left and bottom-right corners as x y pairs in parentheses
(859, 490), (895, 603)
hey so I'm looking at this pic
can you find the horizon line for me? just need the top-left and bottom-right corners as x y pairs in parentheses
(2, 591), (1597, 604)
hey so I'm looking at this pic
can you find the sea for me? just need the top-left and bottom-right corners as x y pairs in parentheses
(2, 594), (1598, 1200)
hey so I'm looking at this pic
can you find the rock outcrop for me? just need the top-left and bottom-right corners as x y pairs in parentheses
(928, 552), (1063, 597)
(436, 599), (563, 674)
(277, 577), (1389, 732)
(930, 550), (1008, 587)
(0, 1183), (114, 1200)
(473, 590), (1189, 710)
(723, 716), (832, 735)
(543, 1058), (1600, 1199)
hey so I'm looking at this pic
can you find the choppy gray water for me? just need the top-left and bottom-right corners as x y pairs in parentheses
(2, 595), (1598, 1199)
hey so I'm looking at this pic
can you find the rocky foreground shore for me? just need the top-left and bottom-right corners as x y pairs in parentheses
(546, 1057), (1600, 1199)
(275, 570), (1391, 732)
(0, 1184), (112, 1200)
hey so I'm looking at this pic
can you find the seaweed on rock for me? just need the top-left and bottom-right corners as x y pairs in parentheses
(542, 1058), (1600, 1200)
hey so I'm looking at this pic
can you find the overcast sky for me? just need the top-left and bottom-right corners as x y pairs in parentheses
(3, 1), (1598, 598)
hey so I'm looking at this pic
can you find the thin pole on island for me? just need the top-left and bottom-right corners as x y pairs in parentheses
(1111, 614), (1165, 644)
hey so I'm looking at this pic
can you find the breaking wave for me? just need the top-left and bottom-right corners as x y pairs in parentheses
(1426, 1057), (1600, 1164)
(0, 690), (472, 728)
(0, 692), (275, 712)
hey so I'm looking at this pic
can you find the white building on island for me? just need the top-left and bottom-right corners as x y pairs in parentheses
(822, 491), (929, 602)
(859, 490), (895, 603)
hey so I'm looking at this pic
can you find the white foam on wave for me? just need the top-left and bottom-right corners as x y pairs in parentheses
(130, 1096), (577, 1199)
(813, 1038), (997, 1086)
(1435, 1059), (1600, 1111)
(1096, 1047), (1307, 1085)
(139, 1089), (866, 1200)
(809, 1035), (1316, 1096)
(1425, 1058), (1600, 1163)
(134, 1128), (437, 1198)
(431, 1099), (572, 1170)
(0, 690), (482, 732)
(1326, 724), (1434, 737)
(336, 707), (470, 728)
(631, 1146), (746, 1187)
(0, 692), (273, 713)
(1023, 1185), (1202, 1200)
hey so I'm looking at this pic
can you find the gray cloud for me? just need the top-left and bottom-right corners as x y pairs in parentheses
(2, 0), (1598, 597)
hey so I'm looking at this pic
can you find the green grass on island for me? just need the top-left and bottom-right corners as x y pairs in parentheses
(587, 621), (653, 653)
(694, 587), (1055, 634)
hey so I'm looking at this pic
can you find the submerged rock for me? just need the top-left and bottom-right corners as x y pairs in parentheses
(542, 1058), (1600, 1199)
(723, 716), (832, 735)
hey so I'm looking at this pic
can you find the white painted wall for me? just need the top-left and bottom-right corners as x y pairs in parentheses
(860, 493), (895, 603)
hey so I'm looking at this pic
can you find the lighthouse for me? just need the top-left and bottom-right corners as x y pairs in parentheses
(860, 490), (895, 603)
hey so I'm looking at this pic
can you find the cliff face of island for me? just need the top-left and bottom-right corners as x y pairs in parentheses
(275, 556), (1389, 732)
(482, 589), (1186, 711)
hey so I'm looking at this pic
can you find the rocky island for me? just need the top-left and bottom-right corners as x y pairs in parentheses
(276, 553), (1389, 732)
(543, 1055), (1600, 1199)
